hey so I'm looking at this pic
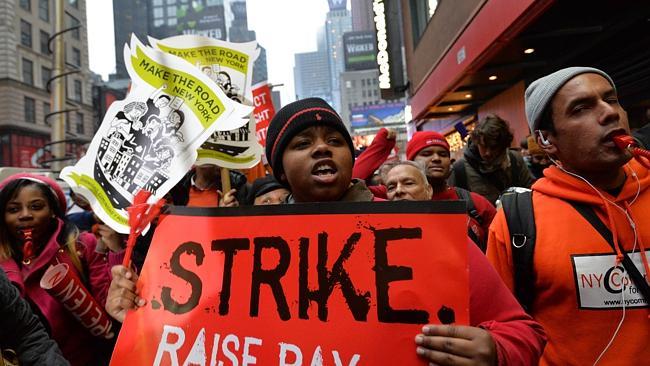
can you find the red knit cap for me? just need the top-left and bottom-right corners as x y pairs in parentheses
(406, 131), (450, 160)
(0, 173), (67, 212)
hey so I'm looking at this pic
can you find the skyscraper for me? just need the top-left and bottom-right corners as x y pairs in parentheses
(111, 0), (266, 84)
(293, 49), (332, 105)
(227, 0), (267, 84)
(228, 0), (254, 42)
(113, 0), (150, 80)
(325, 1), (352, 112)
(0, 0), (96, 167)
(350, 0), (373, 32)
(294, 24), (331, 104)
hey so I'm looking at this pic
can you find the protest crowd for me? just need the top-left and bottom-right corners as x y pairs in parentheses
(1, 27), (649, 366)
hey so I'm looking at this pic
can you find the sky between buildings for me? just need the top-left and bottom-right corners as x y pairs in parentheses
(87, 0), (331, 104)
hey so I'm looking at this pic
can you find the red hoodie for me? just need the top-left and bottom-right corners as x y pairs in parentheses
(487, 160), (650, 365)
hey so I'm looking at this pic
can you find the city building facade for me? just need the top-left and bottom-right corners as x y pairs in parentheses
(293, 48), (332, 106)
(111, 0), (267, 85)
(350, 0), (373, 32)
(324, 3), (352, 113)
(397, 0), (650, 155)
(0, 0), (95, 168)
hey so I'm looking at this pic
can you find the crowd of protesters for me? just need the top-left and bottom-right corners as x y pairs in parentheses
(1, 66), (648, 365)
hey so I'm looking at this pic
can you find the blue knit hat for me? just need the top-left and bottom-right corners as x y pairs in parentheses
(525, 67), (616, 132)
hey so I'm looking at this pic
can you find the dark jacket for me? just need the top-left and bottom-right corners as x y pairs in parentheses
(169, 169), (248, 206)
(0, 269), (70, 366)
(285, 179), (384, 203)
(633, 123), (650, 148)
(449, 140), (533, 204)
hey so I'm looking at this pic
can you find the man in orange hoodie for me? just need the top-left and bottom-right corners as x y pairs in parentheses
(487, 67), (650, 365)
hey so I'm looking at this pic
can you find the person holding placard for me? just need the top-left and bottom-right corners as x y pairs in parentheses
(105, 98), (546, 365)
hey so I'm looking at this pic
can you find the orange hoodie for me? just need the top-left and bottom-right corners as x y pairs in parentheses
(487, 160), (650, 365)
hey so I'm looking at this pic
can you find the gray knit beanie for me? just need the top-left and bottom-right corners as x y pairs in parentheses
(524, 67), (616, 132)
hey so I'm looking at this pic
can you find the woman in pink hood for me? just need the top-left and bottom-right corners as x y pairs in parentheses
(0, 173), (115, 365)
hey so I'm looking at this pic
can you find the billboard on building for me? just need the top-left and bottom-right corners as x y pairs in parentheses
(343, 31), (377, 71)
(350, 102), (404, 128)
(156, 3), (227, 41)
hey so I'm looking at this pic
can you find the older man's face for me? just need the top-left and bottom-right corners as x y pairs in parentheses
(385, 164), (432, 201)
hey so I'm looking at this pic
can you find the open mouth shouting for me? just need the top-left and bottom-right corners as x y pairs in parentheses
(311, 159), (339, 184)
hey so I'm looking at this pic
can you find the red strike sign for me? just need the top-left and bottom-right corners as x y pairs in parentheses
(252, 83), (276, 148)
(110, 201), (469, 366)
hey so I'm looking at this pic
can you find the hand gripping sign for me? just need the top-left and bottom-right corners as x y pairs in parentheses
(61, 35), (252, 233)
(150, 35), (263, 169)
(110, 201), (469, 366)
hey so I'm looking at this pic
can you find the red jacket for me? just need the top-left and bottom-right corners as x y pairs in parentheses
(353, 128), (395, 180)
(370, 185), (496, 248)
(1, 219), (113, 366)
(467, 241), (546, 364)
(432, 188), (496, 247)
(352, 129), (496, 245)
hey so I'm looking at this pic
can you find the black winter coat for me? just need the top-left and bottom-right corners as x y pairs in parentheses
(0, 269), (70, 365)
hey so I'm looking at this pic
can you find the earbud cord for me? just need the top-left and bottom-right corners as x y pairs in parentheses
(549, 158), (641, 366)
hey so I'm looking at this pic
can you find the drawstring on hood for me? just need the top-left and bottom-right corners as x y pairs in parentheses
(534, 161), (650, 288)
(624, 200), (650, 284)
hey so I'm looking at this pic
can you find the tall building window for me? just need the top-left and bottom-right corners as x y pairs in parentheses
(73, 80), (82, 102)
(41, 66), (51, 90)
(75, 112), (84, 134)
(24, 97), (36, 123)
(20, 20), (32, 48)
(22, 58), (34, 85)
(410, 0), (438, 44)
(20, 0), (31, 11)
(39, 0), (49, 21)
(43, 102), (51, 125)
(40, 30), (50, 54)
(68, 15), (80, 39)
(72, 47), (81, 66)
